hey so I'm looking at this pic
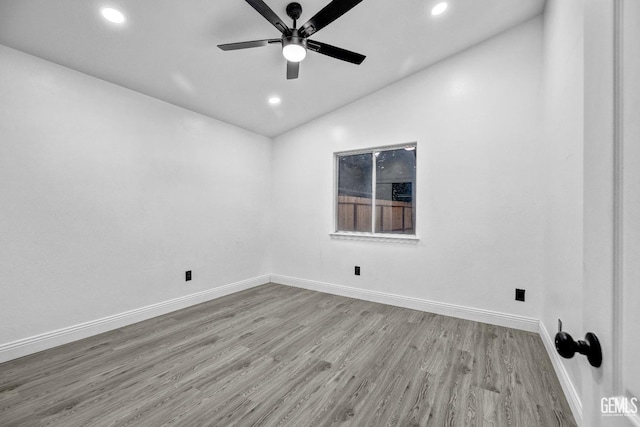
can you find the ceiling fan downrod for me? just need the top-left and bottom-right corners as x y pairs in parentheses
(286, 2), (302, 28)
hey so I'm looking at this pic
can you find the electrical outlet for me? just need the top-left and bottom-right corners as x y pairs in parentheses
(185, 270), (192, 281)
(355, 266), (361, 276)
(515, 288), (525, 302)
(558, 318), (563, 332)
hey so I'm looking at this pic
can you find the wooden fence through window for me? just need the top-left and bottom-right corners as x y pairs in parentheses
(337, 195), (414, 233)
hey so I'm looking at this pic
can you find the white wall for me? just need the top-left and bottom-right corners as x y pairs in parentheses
(0, 44), (272, 345)
(271, 18), (545, 320)
(540, 0), (585, 413)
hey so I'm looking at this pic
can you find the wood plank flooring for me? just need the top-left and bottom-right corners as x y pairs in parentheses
(0, 283), (576, 426)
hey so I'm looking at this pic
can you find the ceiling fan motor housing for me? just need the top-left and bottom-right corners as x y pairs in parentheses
(283, 29), (306, 49)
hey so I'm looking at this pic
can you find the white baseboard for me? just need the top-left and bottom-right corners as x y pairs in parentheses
(538, 320), (583, 426)
(270, 274), (539, 333)
(0, 274), (271, 364)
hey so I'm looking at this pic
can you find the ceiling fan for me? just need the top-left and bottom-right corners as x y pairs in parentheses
(218, 0), (366, 80)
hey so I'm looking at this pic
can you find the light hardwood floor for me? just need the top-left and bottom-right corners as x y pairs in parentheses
(0, 283), (576, 426)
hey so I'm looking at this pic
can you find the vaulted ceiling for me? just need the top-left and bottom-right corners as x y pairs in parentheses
(0, 0), (545, 137)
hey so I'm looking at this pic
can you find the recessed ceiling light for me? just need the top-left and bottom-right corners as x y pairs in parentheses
(431, 2), (448, 16)
(101, 7), (126, 24)
(268, 96), (281, 105)
(404, 146), (416, 151)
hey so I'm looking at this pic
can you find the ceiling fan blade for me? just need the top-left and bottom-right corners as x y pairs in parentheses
(299, 0), (363, 38)
(245, 0), (291, 35)
(307, 40), (365, 64)
(287, 61), (300, 79)
(218, 39), (281, 51)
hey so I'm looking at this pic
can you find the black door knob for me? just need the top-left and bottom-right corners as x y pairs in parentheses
(554, 331), (602, 367)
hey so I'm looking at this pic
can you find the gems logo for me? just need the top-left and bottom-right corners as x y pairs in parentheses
(601, 396), (639, 417)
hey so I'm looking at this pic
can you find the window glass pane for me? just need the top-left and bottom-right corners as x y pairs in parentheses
(375, 148), (416, 234)
(337, 153), (373, 232)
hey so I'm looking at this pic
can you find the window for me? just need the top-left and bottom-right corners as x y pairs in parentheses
(335, 144), (416, 238)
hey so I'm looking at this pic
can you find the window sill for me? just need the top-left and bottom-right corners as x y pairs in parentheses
(330, 232), (419, 244)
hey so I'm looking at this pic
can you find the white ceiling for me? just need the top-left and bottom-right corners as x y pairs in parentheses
(0, 0), (545, 137)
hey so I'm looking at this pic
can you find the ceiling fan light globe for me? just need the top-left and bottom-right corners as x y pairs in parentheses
(282, 44), (306, 62)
